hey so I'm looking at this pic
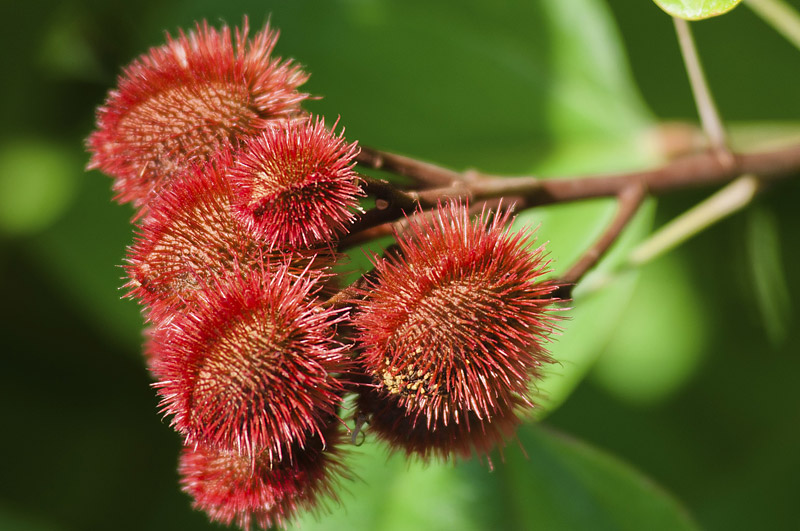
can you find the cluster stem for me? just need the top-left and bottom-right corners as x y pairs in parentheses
(349, 139), (800, 290)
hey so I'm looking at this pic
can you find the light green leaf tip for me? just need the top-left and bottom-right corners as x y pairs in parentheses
(653, 0), (743, 20)
(502, 424), (700, 531)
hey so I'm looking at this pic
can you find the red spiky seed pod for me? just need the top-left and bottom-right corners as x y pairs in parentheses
(357, 386), (526, 462)
(153, 264), (350, 460)
(353, 201), (561, 460)
(228, 117), (363, 249)
(87, 18), (309, 210)
(125, 147), (334, 325)
(179, 419), (346, 530)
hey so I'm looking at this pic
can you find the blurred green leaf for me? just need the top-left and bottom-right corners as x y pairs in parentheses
(498, 0), (658, 416)
(290, 440), (484, 531)
(496, 424), (699, 531)
(745, 0), (800, 52)
(0, 140), (78, 237)
(27, 173), (144, 351)
(591, 254), (708, 405)
(653, 0), (743, 20)
(746, 205), (791, 344)
(520, 200), (656, 417)
(291, 424), (697, 531)
(0, 507), (60, 531)
(537, 0), (652, 144)
(39, 8), (103, 81)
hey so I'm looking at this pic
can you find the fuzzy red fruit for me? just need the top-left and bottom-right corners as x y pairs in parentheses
(228, 117), (363, 249)
(87, 18), (308, 210)
(353, 201), (561, 460)
(153, 265), (350, 460)
(356, 386), (527, 462)
(179, 419), (346, 530)
(125, 148), (334, 325)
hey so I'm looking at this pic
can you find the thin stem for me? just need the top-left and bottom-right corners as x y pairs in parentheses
(323, 280), (363, 309)
(341, 197), (516, 248)
(346, 175), (431, 240)
(627, 174), (760, 267)
(577, 174), (762, 297)
(359, 174), (421, 211)
(451, 144), (800, 204)
(323, 267), (382, 309)
(746, 0), (800, 51)
(556, 183), (647, 296)
(674, 17), (733, 165)
(343, 142), (800, 238)
(356, 146), (460, 188)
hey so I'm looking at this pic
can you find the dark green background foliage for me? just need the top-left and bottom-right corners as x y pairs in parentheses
(1, 1), (799, 529)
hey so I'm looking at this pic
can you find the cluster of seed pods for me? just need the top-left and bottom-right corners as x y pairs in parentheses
(88, 18), (561, 529)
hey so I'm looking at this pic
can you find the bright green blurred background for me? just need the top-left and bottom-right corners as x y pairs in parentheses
(2, 1), (799, 530)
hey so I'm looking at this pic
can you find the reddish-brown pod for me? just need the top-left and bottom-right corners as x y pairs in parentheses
(153, 264), (351, 461)
(353, 201), (561, 460)
(87, 18), (309, 210)
(124, 147), (333, 325)
(179, 419), (346, 530)
(357, 385), (528, 462)
(228, 117), (363, 249)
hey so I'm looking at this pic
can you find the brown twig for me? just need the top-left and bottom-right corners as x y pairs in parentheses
(347, 174), (435, 238)
(341, 141), (800, 294)
(359, 174), (420, 211)
(555, 183), (647, 298)
(324, 243), (402, 308)
(356, 146), (461, 188)
(341, 197), (520, 248)
(323, 275), (369, 309)
(515, 144), (800, 203)
(347, 142), (800, 239)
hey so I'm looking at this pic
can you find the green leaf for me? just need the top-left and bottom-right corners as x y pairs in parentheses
(290, 424), (697, 531)
(27, 173), (144, 352)
(289, 441), (485, 531)
(518, 199), (656, 417)
(495, 424), (699, 531)
(482, 0), (659, 416)
(653, 0), (743, 20)
(591, 254), (708, 405)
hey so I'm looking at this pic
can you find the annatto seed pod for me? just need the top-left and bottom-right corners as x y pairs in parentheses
(125, 147), (334, 325)
(179, 418), (346, 530)
(228, 117), (363, 249)
(87, 18), (308, 210)
(356, 385), (528, 462)
(353, 201), (561, 460)
(153, 264), (350, 461)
